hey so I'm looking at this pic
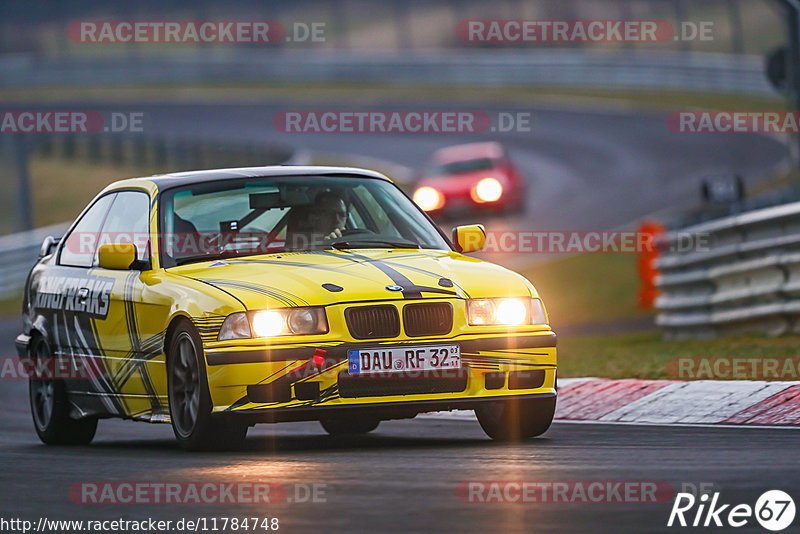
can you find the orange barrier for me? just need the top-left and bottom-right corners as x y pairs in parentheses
(637, 221), (665, 308)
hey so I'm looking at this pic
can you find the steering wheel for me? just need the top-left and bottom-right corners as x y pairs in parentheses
(338, 228), (376, 237)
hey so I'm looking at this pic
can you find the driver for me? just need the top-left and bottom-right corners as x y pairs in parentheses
(312, 190), (347, 240)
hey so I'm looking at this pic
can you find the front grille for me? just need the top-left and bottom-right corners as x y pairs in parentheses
(403, 302), (453, 337)
(338, 370), (468, 398)
(345, 305), (400, 340)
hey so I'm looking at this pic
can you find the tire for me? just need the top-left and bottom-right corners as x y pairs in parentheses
(28, 336), (97, 445)
(167, 320), (247, 451)
(475, 396), (556, 441)
(320, 418), (380, 435)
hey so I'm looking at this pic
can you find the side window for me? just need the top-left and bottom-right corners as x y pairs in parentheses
(98, 191), (151, 264)
(59, 194), (116, 268)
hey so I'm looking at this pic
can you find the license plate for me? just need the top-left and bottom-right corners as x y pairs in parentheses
(347, 344), (461, 375)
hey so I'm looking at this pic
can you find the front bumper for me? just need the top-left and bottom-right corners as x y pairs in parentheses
(204, 331), (557, 420)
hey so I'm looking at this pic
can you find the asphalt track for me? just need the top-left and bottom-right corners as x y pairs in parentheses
(0, 102), (797, 532)
(0, 322), (798, 533)
(13, 100), (790, 233)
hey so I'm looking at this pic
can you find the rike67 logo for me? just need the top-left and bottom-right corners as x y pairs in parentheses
(668, 490), (795, 531)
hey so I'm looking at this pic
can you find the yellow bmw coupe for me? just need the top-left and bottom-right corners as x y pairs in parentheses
(17, 166), (556, 450)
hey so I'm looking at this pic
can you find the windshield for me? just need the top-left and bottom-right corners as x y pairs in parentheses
(158, 175), (451, 267)
(431, 158), (496, 176)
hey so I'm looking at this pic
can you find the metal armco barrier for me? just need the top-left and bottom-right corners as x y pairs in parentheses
(655, 201), (800, 338)
(0, 51), (776, 96)
(0, 223), (68, 300)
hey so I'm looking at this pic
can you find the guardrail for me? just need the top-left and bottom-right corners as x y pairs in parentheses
(0, 223), (68, 300)
(0, 51), (776, 96)
(655, 201), (800, 338)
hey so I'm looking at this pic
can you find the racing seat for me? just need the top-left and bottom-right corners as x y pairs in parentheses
(173, 213), (203, 256)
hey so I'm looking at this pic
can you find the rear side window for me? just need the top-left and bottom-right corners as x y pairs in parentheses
(58, 194), (116, 268)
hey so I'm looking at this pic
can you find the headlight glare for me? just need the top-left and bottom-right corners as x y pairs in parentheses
(472, 177), (503, 203)
(495, 299), (528, 326)
(251, 310), (286, 338)
(468, 298), (545, 326)
(218, 307), (328, 340)
(413, 186), (445, 212)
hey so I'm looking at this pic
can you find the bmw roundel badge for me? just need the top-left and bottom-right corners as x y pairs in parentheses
(385, 285), (404, 292)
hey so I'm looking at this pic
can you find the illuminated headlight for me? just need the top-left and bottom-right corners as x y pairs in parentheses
(218, 308), (328, 340)
(467, 298), (547, 326)
(413, 186), (445, 211)
(471, 177), (503, 203)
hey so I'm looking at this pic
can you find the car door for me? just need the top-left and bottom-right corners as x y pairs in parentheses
(90, 189), (170, 421)
(48, 192), (122, 417)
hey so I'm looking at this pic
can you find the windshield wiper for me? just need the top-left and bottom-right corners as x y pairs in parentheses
(174, 254), (221, 266)
(329, 240), (420, 250)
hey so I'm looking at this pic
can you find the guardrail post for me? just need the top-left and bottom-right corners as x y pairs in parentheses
(13, 135), (33, 232)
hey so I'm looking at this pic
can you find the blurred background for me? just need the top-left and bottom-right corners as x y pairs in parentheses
(0, 0), (798, 375)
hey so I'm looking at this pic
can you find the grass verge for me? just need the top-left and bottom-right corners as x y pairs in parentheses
(0, 82), (784, 112)
(558, 330), (800, 380)
(521, 252), (650, 328)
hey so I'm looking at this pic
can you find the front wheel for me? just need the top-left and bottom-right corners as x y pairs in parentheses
(475, 396), (556, 441)
(28, 336), (97, 445)
(167, 322), (247, 451)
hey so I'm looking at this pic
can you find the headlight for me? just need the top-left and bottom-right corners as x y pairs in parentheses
(413, 186), (445, 211)
(251, 310), (286, 338)
(218, 308), (328, 340)
(471, 177), (503, 203)
(217, 312), (251, 340)
(467, 298), (547, 326)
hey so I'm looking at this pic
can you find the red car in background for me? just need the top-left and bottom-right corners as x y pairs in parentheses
(412, 142), (525, 216)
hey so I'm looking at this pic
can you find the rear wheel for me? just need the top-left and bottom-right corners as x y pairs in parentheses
(28, 336), (97, 445)
(475, 396), (555, 441)
(167, 321), (247, 451)
(320, 418), (380, 435)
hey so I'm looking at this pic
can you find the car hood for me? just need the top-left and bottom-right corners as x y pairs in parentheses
(166, 249), (536, 309)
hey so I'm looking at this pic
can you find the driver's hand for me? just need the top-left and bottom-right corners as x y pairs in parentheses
(324, 228), (343, 240)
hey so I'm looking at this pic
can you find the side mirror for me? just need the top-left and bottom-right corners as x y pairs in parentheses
(38, 236), (60, 259)
(98, 243), (137, 270)
(452, 224), (486, 253)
